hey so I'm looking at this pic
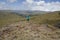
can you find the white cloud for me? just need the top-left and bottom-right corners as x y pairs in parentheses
(0, 2), (6, 9)
(26, 0), (34, 3)
(0, 2), (6, 5)
(0, 0), (60, 11)
(23, 0), (60, 11)
(35, 1), (45, 5)
(0, 2), (15, 10)
(0, 0), (18, 10)
(7, 0), (17, 3)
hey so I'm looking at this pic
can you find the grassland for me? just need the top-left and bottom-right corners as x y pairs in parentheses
(0, 11), (60, 40)
(0, 11), (60, 27)
(0, 12), (25, 27)
(30, 11), (60, 25)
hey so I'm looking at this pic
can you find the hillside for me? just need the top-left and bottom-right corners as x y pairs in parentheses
(0, 11), (24, 27)
(0, 11), (60, 27)
(0, 20), (60, 40)
(30, 11), (60, 25)
(0, 11), (60, 40)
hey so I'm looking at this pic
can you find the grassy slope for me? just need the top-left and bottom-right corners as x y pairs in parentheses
(0, 12), (25, 27)
(0, 11), (60, 26)
(30, 11), (60, 25)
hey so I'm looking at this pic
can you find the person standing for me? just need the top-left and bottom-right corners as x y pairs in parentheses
(26, 15), (30, 21)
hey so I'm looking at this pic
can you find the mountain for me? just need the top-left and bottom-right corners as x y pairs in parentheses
(0, 10), (49, 14)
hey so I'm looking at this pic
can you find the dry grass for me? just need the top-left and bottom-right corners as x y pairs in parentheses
(0, 21), (60, 40)
(0, 11), (60, 40)
(0, 13), (25, 27)
(30, 12), (60, 25)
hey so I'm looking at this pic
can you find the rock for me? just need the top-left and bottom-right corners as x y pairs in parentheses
(54, 22), (60, 28)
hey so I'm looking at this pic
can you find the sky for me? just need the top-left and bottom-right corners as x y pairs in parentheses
(0, 0), (60, 11)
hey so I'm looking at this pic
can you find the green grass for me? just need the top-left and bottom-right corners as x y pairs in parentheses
(0, 12), (25, 27)
(0, 11), (60, 27)
(30, 12), (60, 25)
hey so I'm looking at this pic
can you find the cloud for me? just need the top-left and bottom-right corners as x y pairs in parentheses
(26, 0), (33, 3)
(0, 0), (60, 11)
(7, 0), (17, 3)
(23, 0), (60, 11)
(0, 2), (14, 10)
(0, 0), (18, 10)
(0, 2), (6, 9)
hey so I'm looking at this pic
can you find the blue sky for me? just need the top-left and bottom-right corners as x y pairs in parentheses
(0, 0), (60, 11)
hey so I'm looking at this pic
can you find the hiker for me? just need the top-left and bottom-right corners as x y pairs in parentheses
(26, 15), (30, 21)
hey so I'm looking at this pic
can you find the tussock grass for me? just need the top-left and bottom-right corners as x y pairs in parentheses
(30, 12), (60, 25)
(0, 13), (25, 27)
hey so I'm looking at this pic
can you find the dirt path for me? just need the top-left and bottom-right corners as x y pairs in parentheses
(0, 21), (60, 40)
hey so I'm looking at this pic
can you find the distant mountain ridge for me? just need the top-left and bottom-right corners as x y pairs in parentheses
(0, 10), (60, 15)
